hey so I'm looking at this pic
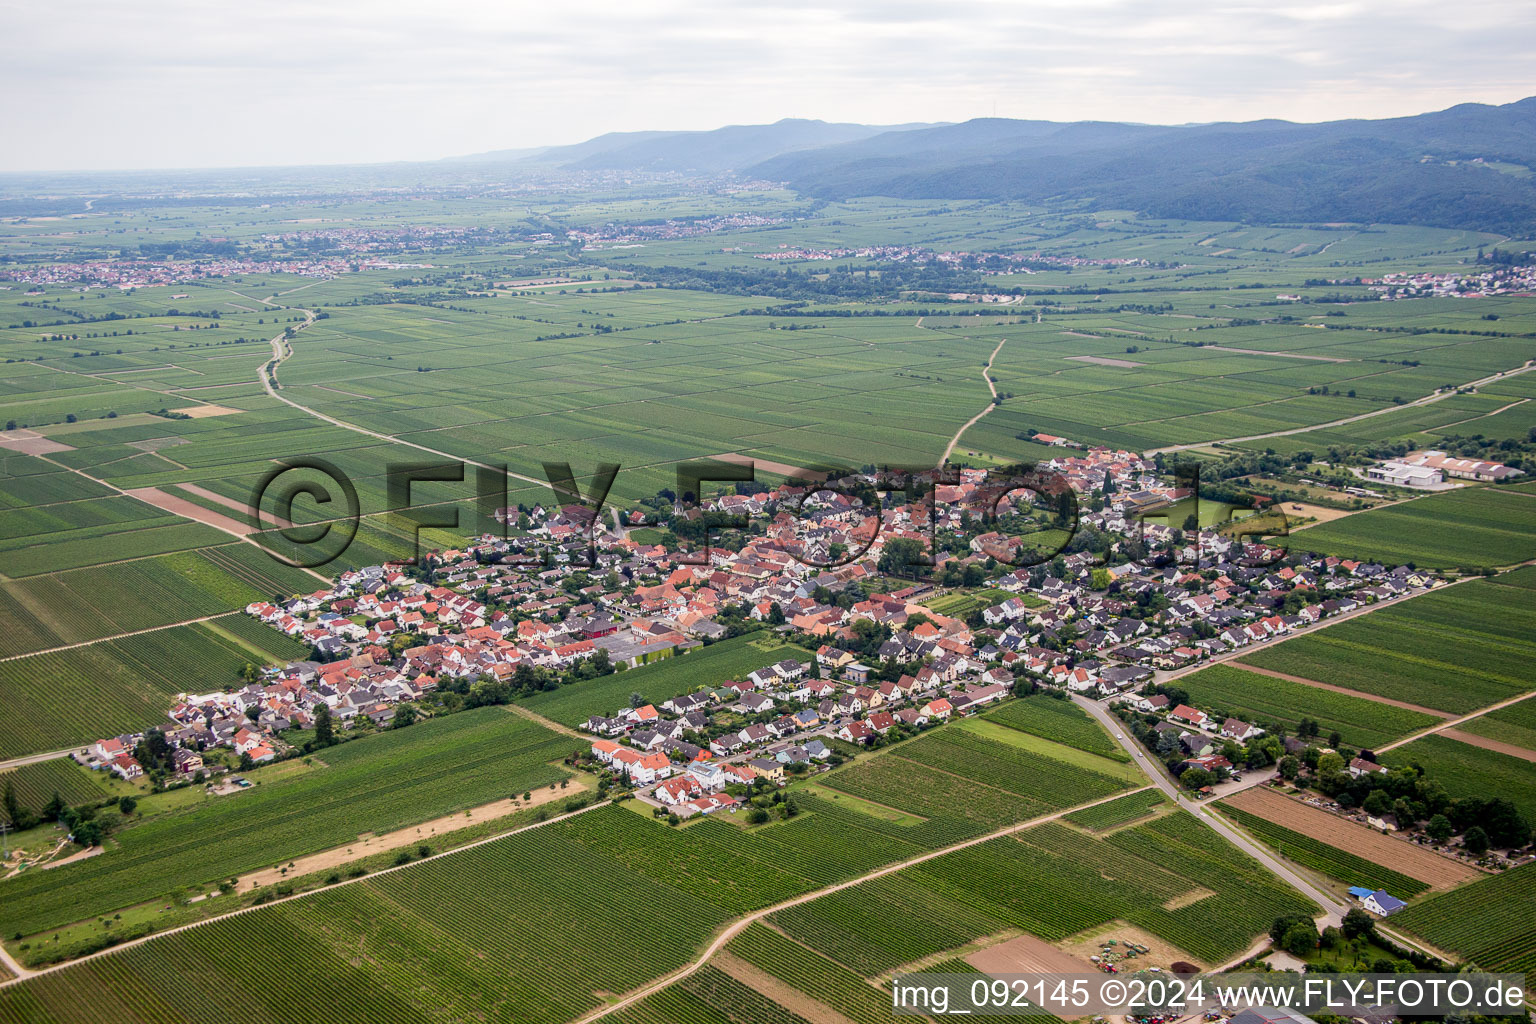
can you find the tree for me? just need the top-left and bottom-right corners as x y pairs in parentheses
(630, 692), (646, 709)
(1425, 814), (1453, 842)
(314, 704), (335, 747)
(1090, 567), (1111, 590)
(1, 780), (21, 826)
(40, 791), (65, 823)
(878, 537), (926, 578)
(1462, 826), (1490, 856)
(391, 704), (417, 729)
(117, 795), (137, 816)
(1278, 756), (1300, 781)
(1179, 767), (1211, 790)
(1282, 921), (1318, 957)
(767, 602), (785, 625)
(1342, 908), (1375, 941)
(240, 662), (261, 686)
(72, 819), (104, 847)
(1362, 790), (1393, 817)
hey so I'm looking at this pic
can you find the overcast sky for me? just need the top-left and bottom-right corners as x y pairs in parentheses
(3, 0), (1534, 172)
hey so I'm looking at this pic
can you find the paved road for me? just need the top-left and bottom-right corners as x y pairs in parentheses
(1072, 694), (1440, 959)
(1075, 694), (1348, 922)
(0, 748), (82, 773)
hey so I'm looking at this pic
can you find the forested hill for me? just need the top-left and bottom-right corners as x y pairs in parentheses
(747, 98), (1536, 233)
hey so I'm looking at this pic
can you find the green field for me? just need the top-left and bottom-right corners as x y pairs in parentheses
(1288, 487), (1536, 568)
(1239, 578), (1536, 714)
(981, 693), (1131, 761)
(0, 758), (110, 823)
(0, 616), (307, 759)
(1378, 734), (1536, 824)
(1457, 695), (1536, 751)
(0, 779), (1140, 1024)
(817, 724), (1132, 844)
(4, 183), (1536, 1023)
(1392, 862), (1536, 974)
(1218, 802), (1430, 897)
(1063, 789), (1166, 832)
(0, 546), (316, 660)
(768, 812), (1315, 974)
(1180, 663), (1440, 749)
(0, 709), (572, 938)
(515, 634), (808, 726)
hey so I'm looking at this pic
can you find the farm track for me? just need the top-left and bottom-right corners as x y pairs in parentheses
(1436, 728), (1536, 764)
(939, 336), (1006, 466)
(572, 785), (1151, 1024)
(1374, 687), (1536, 754)
(0, 748), (78, 773)
(0, 799), (614, 985)
(1229, 663), (1454, 718)
(1148, 359), (1536, 455)
(258, 305), (552, 492)
(0, 611), (238, 665)
(21, 443), (329, 586)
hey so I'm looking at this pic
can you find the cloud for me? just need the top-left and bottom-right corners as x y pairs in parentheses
(1, 0), (1532, 171)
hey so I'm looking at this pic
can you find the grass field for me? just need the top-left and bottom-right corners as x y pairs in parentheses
(1179, 663), (1440, 749)
(0, 708), (573, 938)
(816, 723), (1133, 845)
(1378, 733), (1536, 824)
(981, 693), (1131, 761)
(1286, 487), (1536, 568)
(1239, 578), (1536, 714)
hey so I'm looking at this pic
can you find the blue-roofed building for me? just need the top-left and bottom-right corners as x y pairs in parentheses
(1363, 889), (1406, 916)
(1348, 886), (1375, 899)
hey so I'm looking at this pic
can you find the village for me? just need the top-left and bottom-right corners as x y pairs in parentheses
(76, 454), (1449, 831)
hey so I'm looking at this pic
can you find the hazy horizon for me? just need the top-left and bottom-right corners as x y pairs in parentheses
(4, 0), (1535, 174)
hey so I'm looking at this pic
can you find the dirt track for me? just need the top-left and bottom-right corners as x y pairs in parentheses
(124, 486), (252, 537)
(1231, 662), (1454, 718)
(1438, 728), (1536, 764)
(236, 786), (576, 892)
